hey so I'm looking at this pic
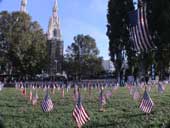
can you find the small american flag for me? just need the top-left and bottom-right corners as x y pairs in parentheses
(41, 91), (54, 112)
(139, 89), (154, 113)
(99, 88), (106, 108)
(61, 87), (64, 98)
(158, 83), (165, 94)
(73, 85), (79, 102)
(105, 90), (112, 100)
(72, 91), (90, 128)
(43, 85), (47, 92)
(52, 84), (56, 95)
(22, 86), (27, 96)
(112, 83), (119, 91)
(127, 83), (132, 92)
(133, 87), (140, 101)
(29, 89), (32, 101)
(32, 90), (38, 105)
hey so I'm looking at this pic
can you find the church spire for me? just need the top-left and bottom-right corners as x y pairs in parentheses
(47, 0), (64, 75)
(47, 0), (61, 40)
(20, 0), (27, 13)
(53, 0), (58, 17)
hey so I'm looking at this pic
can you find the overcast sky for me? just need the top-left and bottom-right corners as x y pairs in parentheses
(0, 0), (110, 60)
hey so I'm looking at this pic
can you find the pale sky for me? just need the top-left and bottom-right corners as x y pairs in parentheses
(0, 0), (110, 60)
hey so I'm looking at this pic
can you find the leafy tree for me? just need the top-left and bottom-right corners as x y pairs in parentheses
(107, 0), (170, 81)
(147, 0), (170, 80)
(107, 0), (135, 83)
(64, 34), (104, 80)
(0, 11), (11, 74)
(0, 11), (48, 78)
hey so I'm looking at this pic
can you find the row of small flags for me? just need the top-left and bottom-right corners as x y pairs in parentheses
(127, 0), (162, 114)
(127, 81), (166, 94)
(126, 81), (167, 113)
(16, 80), (169, 127)
(33, 86), (89, 128)
(15, 80), (118, 90)
(127, 83), (154, 113)
(17, 81), (118, 127)
(18, 80), (167, 101)
(16, 81), (120, 98)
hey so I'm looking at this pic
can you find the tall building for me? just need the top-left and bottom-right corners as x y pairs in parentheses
(47, 0), (64, 76)
(102, 60), (115, 72)
(20, 0), (27, 13)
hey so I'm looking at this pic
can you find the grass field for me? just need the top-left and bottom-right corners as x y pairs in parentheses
(0, 85), (170, 128)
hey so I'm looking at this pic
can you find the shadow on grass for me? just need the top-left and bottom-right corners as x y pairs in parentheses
(0, 98), (18, 103)
(1, 113), (27, 119)
(124, 113), (146, 118)
(165, 122), (170, 128)
(86, 113), (146, 128)
(0, 120), (4, 128)
(0, 104), (25, 108)
(0, 115), (4, 128)
(87, 121), (118, 128)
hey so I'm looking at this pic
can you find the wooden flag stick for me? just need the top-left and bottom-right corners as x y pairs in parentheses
(144, 83), (147, 92)
(33, 103), (35, 112)
(145, 113), (149, 122)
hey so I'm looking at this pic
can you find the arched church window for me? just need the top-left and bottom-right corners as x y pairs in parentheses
(53, 29), (57, 37)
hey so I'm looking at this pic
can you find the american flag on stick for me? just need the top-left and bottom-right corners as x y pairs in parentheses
(139, 88), (154, 113)
(72, 89), (90, 128)
(29, 89), (32, 101)
(133, 86), (140, 101)
(99, 87), (106, 110)
(73, 85), (79, 102)
(32, 89), (38, 106)
(22, 86), (27, 96)
(52, 84), (56, 95)
(61, 86), (65, 98)
(158, 82), (165, 94)
(112, 83), (119, 92)
(41, 91), (54, 112)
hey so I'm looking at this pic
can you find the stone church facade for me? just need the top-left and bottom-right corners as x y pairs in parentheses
(20, 0), (64, 76)
(47, 0), (64, 76)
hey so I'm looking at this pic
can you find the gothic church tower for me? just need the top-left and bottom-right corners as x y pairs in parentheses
(47, 0), (64, 76)
(20, 0), (27, 13)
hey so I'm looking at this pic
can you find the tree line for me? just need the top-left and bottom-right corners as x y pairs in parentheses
(0, 11), (104, 80)
(107, 0), (170, 83)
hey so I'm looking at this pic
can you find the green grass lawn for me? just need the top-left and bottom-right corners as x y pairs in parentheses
(0, 85), (170, 128)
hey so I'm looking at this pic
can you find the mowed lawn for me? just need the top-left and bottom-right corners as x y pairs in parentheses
(0, 85), (170, 128)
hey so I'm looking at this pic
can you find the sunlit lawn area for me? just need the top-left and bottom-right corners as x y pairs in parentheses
(0, 85), (170, 128)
